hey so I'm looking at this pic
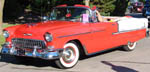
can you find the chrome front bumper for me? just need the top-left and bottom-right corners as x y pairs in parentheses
(1, 44), (63, 60)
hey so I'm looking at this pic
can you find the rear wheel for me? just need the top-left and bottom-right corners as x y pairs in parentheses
(55, 42), (80, 69)
(123, 42), (137, 51)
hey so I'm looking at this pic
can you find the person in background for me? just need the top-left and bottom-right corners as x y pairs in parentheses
(91, 6), (104, 22)
(95, 10), (103, 22)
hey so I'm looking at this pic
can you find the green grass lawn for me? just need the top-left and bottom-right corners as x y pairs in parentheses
(0, 24), (17, 48)
(0, 35), (5, 47)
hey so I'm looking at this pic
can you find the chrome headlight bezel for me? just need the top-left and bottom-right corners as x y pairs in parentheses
(44, 33), (53, 42)
(3, 30), (9, 38)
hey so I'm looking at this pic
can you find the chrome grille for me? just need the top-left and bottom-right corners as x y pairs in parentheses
(12, 38), (46, 49)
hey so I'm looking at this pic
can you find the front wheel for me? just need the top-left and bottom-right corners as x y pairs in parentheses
(123, 42), (137, 51)
(55, 42), (80, 69)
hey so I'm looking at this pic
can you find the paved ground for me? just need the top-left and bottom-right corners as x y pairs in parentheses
(0, 37), (150, 72)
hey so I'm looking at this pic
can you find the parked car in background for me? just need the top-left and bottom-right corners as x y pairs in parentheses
(129, 2), (144, 13)
(142, 0), (150, 25)
(142, 0), (150, 17)
(1, 5), (149, 69)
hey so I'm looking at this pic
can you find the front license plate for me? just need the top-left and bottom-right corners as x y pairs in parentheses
(17, 49), (25, 56)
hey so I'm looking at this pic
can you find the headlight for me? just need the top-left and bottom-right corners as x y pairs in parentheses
(3, 30), (9, 38)
(45, 33), (53, 42)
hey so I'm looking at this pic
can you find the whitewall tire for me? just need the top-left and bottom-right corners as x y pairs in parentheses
(55, 42), (80, 69)
(123, 42), (137, 51)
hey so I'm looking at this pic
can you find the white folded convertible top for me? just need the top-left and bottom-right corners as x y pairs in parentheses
(117, 18), (148, 32)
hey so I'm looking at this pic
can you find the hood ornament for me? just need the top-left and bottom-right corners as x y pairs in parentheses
(24, 33), (32, 36)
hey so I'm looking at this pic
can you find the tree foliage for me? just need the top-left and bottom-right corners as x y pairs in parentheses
(90, 0), (130, 16)
(139, 0), (145, 2)
(4, 0), (24, 21)
(112, 0), (130, 16)
(30, 0), (128, 16)
(30, 0), (83, 14)
(3, 0), (130, 22)
(90, 0), (116, 16)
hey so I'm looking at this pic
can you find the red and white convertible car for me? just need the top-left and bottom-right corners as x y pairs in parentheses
(1, 5), (149, 69)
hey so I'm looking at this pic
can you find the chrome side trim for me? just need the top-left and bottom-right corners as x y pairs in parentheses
(92, 30), (105, 33)
(57, 32), (91, 38)
(57, 30), (106, 38)
(112, 28), (146, 35)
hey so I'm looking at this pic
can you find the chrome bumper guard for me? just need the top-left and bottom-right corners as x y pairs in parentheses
(1, 44), (64, 60)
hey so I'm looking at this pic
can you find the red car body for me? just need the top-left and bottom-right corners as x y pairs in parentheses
(4, 20), (146, 53)
(1, 5), (148, 69)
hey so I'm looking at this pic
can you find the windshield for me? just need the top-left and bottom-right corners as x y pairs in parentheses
(137, 2), (143, 6)
(50, 7), (90, 22)
(130, 0), (138, 3)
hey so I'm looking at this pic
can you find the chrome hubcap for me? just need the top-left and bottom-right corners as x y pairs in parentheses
(128, 42), (134, 47)
(62, 47), (76, 63)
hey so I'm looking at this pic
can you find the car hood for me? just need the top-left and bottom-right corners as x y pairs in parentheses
(13, 21), (78, 40)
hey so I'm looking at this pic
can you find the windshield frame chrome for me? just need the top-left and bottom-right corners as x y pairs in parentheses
(49, 6), (93, 22)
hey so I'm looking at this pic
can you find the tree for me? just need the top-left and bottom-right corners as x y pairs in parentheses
(3, 0), (24, 22)
(1, 0), (130, 27)
(0, 0), (5, 35)
(139, 0), (145, 2)
(90, 0), (116, 16)
(85, 0), (90, 6)
(112, 0), (130, 16)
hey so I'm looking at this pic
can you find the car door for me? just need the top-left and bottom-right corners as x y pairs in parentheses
(89, 20), (119, 53)
(89, 22), (109, 53)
